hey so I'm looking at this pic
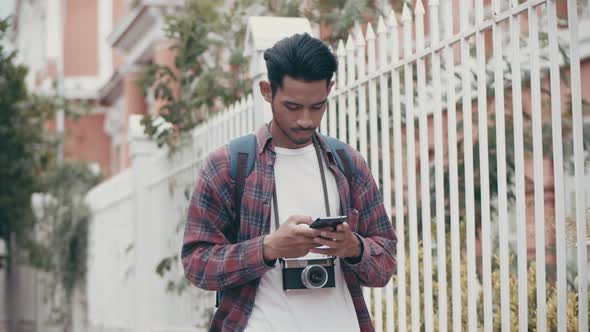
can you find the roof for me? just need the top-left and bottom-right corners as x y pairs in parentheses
(107, 0), (183, 52)
(244, 16), (313, 56)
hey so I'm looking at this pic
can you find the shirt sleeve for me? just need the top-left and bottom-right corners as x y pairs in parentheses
(341, 150), (397, 287)
(181, 149), (273, 291)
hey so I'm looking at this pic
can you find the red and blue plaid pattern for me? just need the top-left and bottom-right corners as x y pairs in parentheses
(182, 125), (397, 331)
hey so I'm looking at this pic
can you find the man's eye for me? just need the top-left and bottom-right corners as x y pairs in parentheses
(285, 105), (299, 110)
(312, 104), (324, 110)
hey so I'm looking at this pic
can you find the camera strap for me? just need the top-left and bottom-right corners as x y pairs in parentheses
(272, 134), (331, 231)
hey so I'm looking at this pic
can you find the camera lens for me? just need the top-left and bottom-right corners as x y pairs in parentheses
(301, 265), (328, 289)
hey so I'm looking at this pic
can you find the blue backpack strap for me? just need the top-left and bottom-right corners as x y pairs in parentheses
(229, 134), (257, 223)
(229, 134), (257, 179)
(321, 134), (356, 185)
(216, 134), (256, 307)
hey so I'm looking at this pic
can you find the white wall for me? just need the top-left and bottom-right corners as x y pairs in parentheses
(14, 0), (47, 91)
(85, 97), (255, 332)
(86, 169), (135, 331)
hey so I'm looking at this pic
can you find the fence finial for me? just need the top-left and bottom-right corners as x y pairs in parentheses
(337, 40), (346, 56)
(366, 22), (376, 40)
(377, 16), (386, 34)
(401, 2), (413, 22)
(355, 23), (366, 46)
(346, 34), (355, 50)
(387, 9), (398, 27)
(415, 0), (425, 15)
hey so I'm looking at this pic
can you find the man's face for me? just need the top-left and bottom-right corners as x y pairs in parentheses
(260, 76), (334, 149)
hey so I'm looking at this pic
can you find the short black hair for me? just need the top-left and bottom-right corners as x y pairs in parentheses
(263, 33), (338, 97)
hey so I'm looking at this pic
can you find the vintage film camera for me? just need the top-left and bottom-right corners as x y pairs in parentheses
(280, 257), (336, 290)
(280, 216), (347, 290)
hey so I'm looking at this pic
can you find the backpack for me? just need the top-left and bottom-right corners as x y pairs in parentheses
(216, 133), (356, 307)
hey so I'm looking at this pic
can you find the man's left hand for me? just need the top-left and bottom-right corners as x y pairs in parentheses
(309, 222), (361, 258)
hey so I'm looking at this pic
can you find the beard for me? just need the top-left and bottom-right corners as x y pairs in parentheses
(270, 105), (316, 147)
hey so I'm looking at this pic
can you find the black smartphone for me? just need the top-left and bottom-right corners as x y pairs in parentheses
(309, 216), (348, 229)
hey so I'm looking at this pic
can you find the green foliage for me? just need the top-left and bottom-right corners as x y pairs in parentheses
(139, 0), (379, 151)
(0, 17), (57, 244)
(387, 221), (589, 331)
(2, 17), (102, 331)
(27, 162), (100, 327)
(308, 0), (382, 46)
(155, 254), (190, 295)
(138, 0), (265, 150)
(154, 181), (194, 295)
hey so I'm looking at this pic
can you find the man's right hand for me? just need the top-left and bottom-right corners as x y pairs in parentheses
(263, 215), (321, 261)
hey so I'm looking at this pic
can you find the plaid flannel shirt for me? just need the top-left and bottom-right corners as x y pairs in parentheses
(182, 125), (397, 332)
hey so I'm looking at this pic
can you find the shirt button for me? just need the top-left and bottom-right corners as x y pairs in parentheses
(267, 161), (273, 166)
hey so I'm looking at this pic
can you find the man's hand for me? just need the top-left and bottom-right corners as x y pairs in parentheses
(263, 215), (322, 261)
(309, 222), (362, 258)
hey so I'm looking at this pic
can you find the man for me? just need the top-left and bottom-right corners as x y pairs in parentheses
(182, 33), (396, 332)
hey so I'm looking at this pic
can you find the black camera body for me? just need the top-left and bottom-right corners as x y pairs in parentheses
(280, 257), (336, 290)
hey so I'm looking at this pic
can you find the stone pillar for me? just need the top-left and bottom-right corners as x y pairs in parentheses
(249, 50), (273, 128)
(153, 39), (177, 77)
(124, 69), (148, 117)
(122, 67), (147, 167)
(128, 114), (156, 332)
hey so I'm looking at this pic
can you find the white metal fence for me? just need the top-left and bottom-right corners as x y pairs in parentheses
(85, 0), (589, 331)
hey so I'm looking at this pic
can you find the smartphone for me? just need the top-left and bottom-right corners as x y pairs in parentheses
(309, 216), (348, 229)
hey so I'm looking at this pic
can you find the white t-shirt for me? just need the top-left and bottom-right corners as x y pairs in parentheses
(244, 144), (360, 332)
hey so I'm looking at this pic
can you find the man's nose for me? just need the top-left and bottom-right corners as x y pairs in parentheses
(297, 110), (314, 128)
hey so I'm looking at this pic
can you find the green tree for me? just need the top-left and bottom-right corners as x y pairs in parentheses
(138, 0), (381, 151)
(309, 0), (383, 46)
(137, 0), (266, 150)
(1, 17), (99, 332)
(0, 16), (56, 251)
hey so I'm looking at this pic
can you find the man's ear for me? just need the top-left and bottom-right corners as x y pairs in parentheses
(327, 80), (335, 94)
(259, 81), (273, 103)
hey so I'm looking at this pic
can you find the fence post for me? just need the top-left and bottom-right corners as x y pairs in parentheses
(128, 114), (157, 332)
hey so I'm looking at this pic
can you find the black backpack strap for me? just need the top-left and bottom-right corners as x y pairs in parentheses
(215, 291), (224, 309)
(216, 134), (256, 307)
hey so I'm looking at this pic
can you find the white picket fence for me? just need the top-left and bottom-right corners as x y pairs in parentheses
(85, 0), (589, 331)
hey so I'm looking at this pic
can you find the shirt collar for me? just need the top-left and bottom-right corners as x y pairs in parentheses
(255, 123), (274, 155)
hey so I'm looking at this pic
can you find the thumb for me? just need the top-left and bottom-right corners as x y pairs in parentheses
(289, 215), (313, 225)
